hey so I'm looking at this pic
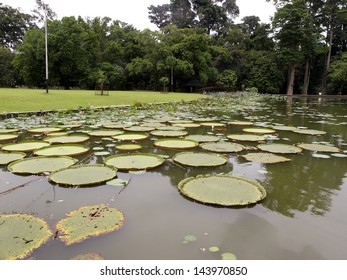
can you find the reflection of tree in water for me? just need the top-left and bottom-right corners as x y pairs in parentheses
(262, 154), (347, 218)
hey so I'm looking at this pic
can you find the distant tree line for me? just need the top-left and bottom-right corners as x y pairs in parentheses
(0, 0), (346, 94)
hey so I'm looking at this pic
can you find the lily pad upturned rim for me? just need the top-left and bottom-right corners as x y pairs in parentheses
(1, 140), (51, 152)
(49, 164), (117, 186)
(257, 143), (302, 154)
(154, 138), (199, 149)
(178, 174), (266, 206)
(104, 153), (165, 171)
(296, 143), (341, 153)
(226, 134), (266, 142)
(33, 144), (90, 156)
(242, 127), (276, 134)
(172, 152), (228, 167)
(200, 142), (245, 153)
(242, 152), (291, 164)
(115, 143), (142, 151)
(112, 133), (149, 141)
(87, 129), (124, 137)
(150, 130), (188, 137)
(44, 134), (90, 144)
(0, 151), (26, 165)
(185, 134), (220, 143)
(0, 134), (19, 142)
(27, 127), (62, 134)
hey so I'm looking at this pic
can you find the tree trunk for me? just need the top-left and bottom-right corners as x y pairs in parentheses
(302, 58), (311, 95)
(322, 28), (333, 95)
(286, 62), (295, 96)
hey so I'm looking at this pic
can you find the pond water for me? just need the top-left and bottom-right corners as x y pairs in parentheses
(1, 93), (347, 260)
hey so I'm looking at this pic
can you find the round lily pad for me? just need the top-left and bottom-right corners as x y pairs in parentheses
(44, 134), (90, 144)
(27, 127), (62, 134)
(178, 175), (266, 206)
(8, 156), (78, 175)
(173, 123), (201, 128)
(257, 143), (302, 154)
(0, 213), (52, 260)
(150, 130), (188, 137)
(221, 252), (237, 260)
(293, 128), (326, 135)
(87, 130), (124, 137)
(272, 125), (297, 131)
(34, 144), (90, 156)
(185, 134), (220, 143)
(200, 142), (245, 153)
(2, 141), (50, 152)
(228, 121), (254, 126)
(173, 152), (228, 167)
(0, 134), (18, 142)
(0, 151), (26, 165)
(104, 153), (165, 170)
(115, 144), (142, 151)
(124, 126), (155, 132)
(296, 143), (341, 153)
(112, 133), (148, 141)
(49, 164), (117, 186)
(56, 204), (124, 245)
(155, 125), (186, 131)
(0, 128), (19, 134)
(154, 138), (198, 149)
(227, 134), (266, 142)
(242, 152), (291, 163)
(200, 122), (226, 127)
(242, 127), (276, 134)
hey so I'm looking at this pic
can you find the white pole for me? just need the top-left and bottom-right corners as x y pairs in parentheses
(45, 12), (49, 93)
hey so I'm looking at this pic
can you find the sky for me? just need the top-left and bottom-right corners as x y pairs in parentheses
(3, 0), (276, 30)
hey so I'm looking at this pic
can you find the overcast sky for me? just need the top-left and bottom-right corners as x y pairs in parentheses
(3, 0), (276, 30)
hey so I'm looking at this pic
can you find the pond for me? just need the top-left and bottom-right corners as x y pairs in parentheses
(0, 93), (347, 260)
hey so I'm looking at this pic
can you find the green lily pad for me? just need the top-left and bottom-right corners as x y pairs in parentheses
(0, 213), (52, 260)
(242, 152), (291, 163)
(103, 122), (132, 129)
(44, 134), (90, 144)
(200, 142), (245, 153)
(168, 120), (193, 124)
(296, 143), (341, 153)
(173, 123), (201, 128)
(178, 175), (266, 206)
(242, 127), (276, 134)
(150, 130), (188, 137)
(106, 178), (129, 187)
(104, 153), (165, 170)
(49, 164), (117, 186)
(124, 126), (155, 132)
(88, 130), (124, 137)
(71, 253), (104, 260)
(34, 144), (90, 156)
(200, 122), (226, 127)
(331, 153), (347, 158)
(0, 151), (26, 165)
(8, 156), (78, 175)
(185, 134), (220, 143)
(0, 128), (20, 134)
(312, 153), (330, 159)
(2, 141), (50, 152)
(173, 152), (228, 167)
(221, 252), (237, 260)
(0, 134), (18, 142)
(154, 138), (198, 149)
(156, 125), (186, 131)
(272, 125), (297, 131)
(27, 127), (62, 134)
(56, 204), (124, 245)
(209, 246), (220, 252)
(183, 234), (197, 242)
(46, 132), (69, 137)
(94, 151), (111, 156)
(228, 121), (254, 126)
(115, 144), (142, 151)
(227, 134), (266, 142)
(257, 143), (302, 154)
(112, 133), (148, 141)
(293, 128), (327, 135)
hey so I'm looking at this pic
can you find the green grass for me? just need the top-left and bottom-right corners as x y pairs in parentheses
(0, 88), (203, 113)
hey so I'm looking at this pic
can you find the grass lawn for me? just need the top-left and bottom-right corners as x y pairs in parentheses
(0, 88), (203, 113)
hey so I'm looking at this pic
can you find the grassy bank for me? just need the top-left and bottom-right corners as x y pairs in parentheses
(0, 88), (203, 113)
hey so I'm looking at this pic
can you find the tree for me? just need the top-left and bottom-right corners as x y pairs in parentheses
(148, 4), (171, 29)
(328, 53), (347, 94)
(0, 47), (16, 87)
(216, 69), (237, 88)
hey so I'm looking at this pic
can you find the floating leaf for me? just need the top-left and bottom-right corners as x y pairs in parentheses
(242, 152), (291, 164)
(209, 246), (220, 253)
(200, 122), (226, 127)
(34, 144), (90, 157)
(94, 151), (110, 156)
(0, 214), (52, 260)
(178, 175), (266, 206)
(115, 143), (142, 151)
(226, 134), (266, 142)
(173, 123), (201, 128)
(173, 152), (228, 167)
(293, 128), (326, 135)
(272, 125), (297, 131)
(312, 153), (330, 159)
(27, 127), (62, 134)
(49, 164), (117, 186)
(44, 134), (90, 144)
(104, 153), (165, 170)
(124, 126), (155, 132)
(185, 134), (220, 143)
(221, 252), (237, 260)
(56, 204), (124, 245)
(296, 143), (340, 153)
(150, 130), (188, 137)
(257, 143), (302, 154)
(8, 156), (77, 175)
(200, 142), (244, 153)
(0, 134), (18, 142)
(228, 121), (254, 126)
(112, 133), (148, 141)
(242, 127), (276, 134)
(0, 151), (26, 165)
(183, 234), (197, 242)
(156, 125), (186, 131)
(331, 153), (347, 158)
(88, 130), (124, 137)
(106, 178), (129, 187)
(0, 128), (19, 134)
(2, 141), (50, 152)
(71, 253), (104, 260)
(154, 138), (198, 149)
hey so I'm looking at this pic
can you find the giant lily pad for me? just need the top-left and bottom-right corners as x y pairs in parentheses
(228, 121), (254, 126)
(112, 133), (148, 141)
(242, 127), (276, 134)
(185, 134), (220, 143)
(173, 152), (228, 167)
(150, 130), (188, 137)
(0, 213), (52, 259)
(227, 134), (266, 142)
(8, 156), (77, 175)
(200, 122), (226, 127)
(173, 123), (201, 128)
(242, 152), (291, 164)
(49, 164), (117, 186)
(178, 175), (266, 206)
(293, 128), (327, 135)
(56, 204), (124, 245)
(0, 134), (18, 142)
(27, 127), (62, 134)
(0, 128), (19, 134)
(87, 130), (124, 137)
(200, 142), (245, 153)
(124, 126), (155, 132)
(0, 151), (26, 165)
(257, 143), (302, 154)
(115, 144), (142, 151)
(33, 144), (90, 156)
(296, 143), (341, 153)
(1, 141), (50, 152)
(104, 153), (165, 170)
(154, 138), (198, 149)
(44, 134), (90, 144)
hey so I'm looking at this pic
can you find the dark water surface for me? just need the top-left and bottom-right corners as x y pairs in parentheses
(1, 95), (346, 259)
